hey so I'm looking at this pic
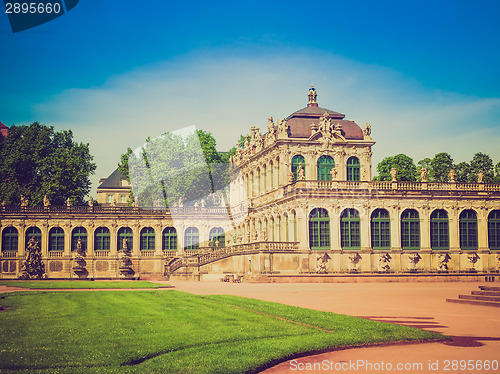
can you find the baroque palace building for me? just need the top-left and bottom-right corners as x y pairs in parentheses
(1, 87), (500, 280)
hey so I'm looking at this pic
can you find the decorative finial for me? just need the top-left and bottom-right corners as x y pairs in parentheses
(308, 85), (318, 107)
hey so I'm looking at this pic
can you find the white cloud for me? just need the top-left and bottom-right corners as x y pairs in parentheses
(33, 47), (500, 195)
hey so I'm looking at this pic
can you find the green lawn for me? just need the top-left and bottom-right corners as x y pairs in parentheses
(0, 291), (445, 374)
(0, 280), (167, 289)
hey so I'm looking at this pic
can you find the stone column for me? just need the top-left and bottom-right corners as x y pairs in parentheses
(449, 208), (460, 251)
(330, 207), (341, 250)
(420, 209), (431, 251)
(18, 224), (26, 257)
(132, 224), (141, 257)
(41, 223), (49, 258)
(360, 208), (372, 251)
(86, 224), (94, 258)
(390, 208), (402, 250)
(177, 225), (185, 256)
(109, 224), (117, 256)
(297, 206), (309, 250)
(63, 224), (71, 256)
(477, 208), (489, 251)
(155, 224), (163, 256)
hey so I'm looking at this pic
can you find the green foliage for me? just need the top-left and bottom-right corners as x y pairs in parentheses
(0, 291), (444, 373)
(455, 161), (472, 183)
(119, 129), (231, 207)
(416, 158), (432, 181)
(0, 122), (96, 206)
(429, 152), (454, 182)
(374, 154), (417, 181)
(470, 152), (494, 183)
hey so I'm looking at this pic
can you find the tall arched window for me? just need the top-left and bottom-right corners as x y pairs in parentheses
(25, 227), (42, 246)
(94, 227), (110, 251)
(269, 161), (274, 190)
(117, 227), (133, 250)
(431, 210), (449, 250)
(347, 156), (360, 181)
(209, 227), (225, 247)
(460, 210), (478, 250)
(140, 227), (155, 251)
(163, 227), (177, 251)
(309, 208), (330, 250)
(341, 209), (360, 249)
(401, 209), (420, 250)
(2, 227), (18, 252)
(317, 155), (335, 181)
(49, 227), (65, 252)
(71, 227), (87, 251)
(263, 164), (267, 192)
(488, 210), (500, 250)
(371, 209), (390, 250)
(291, 155), (305, 181)
(185, 227), (199, 250)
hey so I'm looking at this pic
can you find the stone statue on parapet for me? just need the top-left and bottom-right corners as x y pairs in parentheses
(449, 169), (456, 183)
(478, 170), (484, 183)
(420, 168), (427, 182)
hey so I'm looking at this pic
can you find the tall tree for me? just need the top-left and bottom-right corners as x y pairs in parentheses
(495, 162), (500, 183)
(374, 154), (418, 181)
(119, 129), (232, 207)
(455, 162), (472, 183)
(470, 152), (494, 183)
(429, 152), (454, 182)
(0, 122), (96, 206)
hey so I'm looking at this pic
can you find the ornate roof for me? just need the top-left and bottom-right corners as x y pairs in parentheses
(285, 86), (364, 140)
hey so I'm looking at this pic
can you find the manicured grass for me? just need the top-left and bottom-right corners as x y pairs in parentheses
(0, 291), (445, 373)
(0, 280), (166, 289)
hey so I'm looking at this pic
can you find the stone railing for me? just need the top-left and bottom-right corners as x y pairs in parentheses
(94, 251), (110, 257)
(49, 251), (64, 257)
(1, 251), (18, 258)
(140, 251), (155, 257)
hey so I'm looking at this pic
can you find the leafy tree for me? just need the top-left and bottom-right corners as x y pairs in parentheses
(455, 162), (472, 183)
(0, 122), (96, 206)
(119, 129), (232, 207)
(374, 154), (417, 181)
(470, 152), (494, 183)
(495, 162), (500, 183)
(429, 152), (454, 182)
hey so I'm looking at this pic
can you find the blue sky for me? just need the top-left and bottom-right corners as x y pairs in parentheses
(1, 0), (500, 194)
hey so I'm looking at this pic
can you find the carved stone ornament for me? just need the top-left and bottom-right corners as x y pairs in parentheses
(297, 164), (305, 181)
(316, 253), (329, 274)
(408, 253), (421, 271)
(390, 168), (398, 182)
(478, 170), (484, 183)
(437, 253), (450, 271)
(348, 252), (361, 272)
(43, 195), (50, 207)
(20, 195), (28, 207)
(66, 197), (72, 207)
(288, 171), (295, 184)
(88, 196), (94, 207)
(330, 167), (337, 180)
(378, 253), (391, 272)
(449, 169), (456, 182)
(363, 123), (372, 140)
(420, 168), (427, 182)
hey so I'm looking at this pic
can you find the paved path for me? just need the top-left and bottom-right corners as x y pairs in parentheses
(166, 280), (500, 374)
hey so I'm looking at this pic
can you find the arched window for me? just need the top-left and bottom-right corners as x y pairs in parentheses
(341, 209), (360, 249)
(94, 227), (110, 251)
(347, 156), (360, 181)
(309, 208), (330, 250)
(401, 209), (420, 250)
(49, 227), (65, 252)
(431, 210), (449, 250)
(117, 227), (133, 250)
(291, 155), (305, 181)
(317, 155), (335, 181)
(269, 160), (274, 190)
(460, 210), (478, 250)
(263, 164), (267, 192)
(25, 227), (42, 246)
(488, 210), (500, 250)
(140, 227), (155, 251)
(185, 227), (199, 250)
(163, 227), (177, 251)
(209, 227), (225, 247)
(71, 227), (87, 251)
(2, 227), (18, 252)
(371, 209), (390, 250)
